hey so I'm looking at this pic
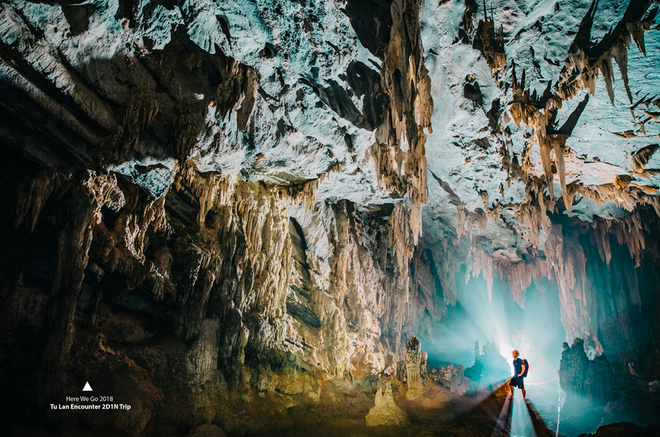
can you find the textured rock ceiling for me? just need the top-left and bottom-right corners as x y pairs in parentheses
(2, 0), (660, 262)
(421, 0), (660, 261)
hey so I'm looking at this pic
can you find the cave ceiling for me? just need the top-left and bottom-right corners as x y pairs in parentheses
(1, 0), (660, 272)
(421, 0), (660, 262)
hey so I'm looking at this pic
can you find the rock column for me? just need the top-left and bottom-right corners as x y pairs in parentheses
(405, 336), (423, 400)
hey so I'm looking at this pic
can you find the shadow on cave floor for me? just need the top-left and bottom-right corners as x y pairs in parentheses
(249, 381), (567, 437)
(251, 383), (514, 437)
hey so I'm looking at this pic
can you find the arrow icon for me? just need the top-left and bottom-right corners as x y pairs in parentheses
(82, 382), (93, 392)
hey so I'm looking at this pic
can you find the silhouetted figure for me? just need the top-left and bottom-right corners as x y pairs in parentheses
(510, 349), (527, 398)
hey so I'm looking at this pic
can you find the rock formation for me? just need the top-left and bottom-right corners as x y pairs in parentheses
(0, 0), (439, 433)
(365, 380), (409, 427)
(578, 423), (660, 437)
(465, 339), (510, 387)
(429, 364), (471, 396)
(405, 336), (424, 399)
(560, 338), (618, 404)
(189, 424), (227, 437)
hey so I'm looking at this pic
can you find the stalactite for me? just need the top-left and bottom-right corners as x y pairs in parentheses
(35, 171), (126, 396)
(612, 40), (633, 103)
(537, 125), (555, 199)
(322, 198), (417, 370)
(448, 196), (660, 372)
(101, 90), (160, 164)
(549, 134), (572, 210)
(599, 57), (616, 105)
(467, 247), (495, 302)
(590, 221), (613, 266)
(472, 9), (506, 74)
(504, 2), (658, 223)
(275, 165), (344, 209)
(369, 0), (432, 246)
(14, 169), (61, 232)
(4, 0), (660, 434)
(556, 5), (657, 106)
(185, 171), (237, 227)
(631, 144), (660, 175)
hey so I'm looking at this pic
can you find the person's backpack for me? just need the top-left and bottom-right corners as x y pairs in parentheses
(522, 358), (529, 377)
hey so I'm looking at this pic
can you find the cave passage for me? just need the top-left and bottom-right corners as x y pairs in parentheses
(2, 0), (660, 436)
(422, 268), (566, 389)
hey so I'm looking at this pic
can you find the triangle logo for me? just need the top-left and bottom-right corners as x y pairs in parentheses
(82, 382), (93, 392)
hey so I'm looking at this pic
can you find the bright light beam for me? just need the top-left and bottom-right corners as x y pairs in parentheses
(493, 389), (513, 435)
(510, 390), (533, 437)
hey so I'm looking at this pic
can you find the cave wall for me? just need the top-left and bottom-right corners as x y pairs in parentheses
(0, 147), (442, 435)
(0, 0), (440, 434)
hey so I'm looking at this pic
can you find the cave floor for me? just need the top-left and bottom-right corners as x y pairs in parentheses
(250, 383), (554, 437)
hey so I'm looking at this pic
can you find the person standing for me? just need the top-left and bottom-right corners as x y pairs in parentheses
(510, 349), (527, 398)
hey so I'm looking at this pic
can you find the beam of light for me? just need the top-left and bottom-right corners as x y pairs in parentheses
(556, 388), (566, 437)
(493, 389), (513, 435)
(455, 381), (512, 434)
(441, 273), (519, 390)
(423, 272), (567, 408)
(510, 389), (533, 437)
(554, 391), (622, 436)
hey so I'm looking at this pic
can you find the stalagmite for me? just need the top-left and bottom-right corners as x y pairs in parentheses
(405, 336), (424, 400)
(366, 380), (409, 427)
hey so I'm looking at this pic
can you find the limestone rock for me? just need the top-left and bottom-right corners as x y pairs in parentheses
(560, 339), (614, 404)
(365, 380), (408, 427)
(577, 422), (660, 437)
(405, 336), (424, 400)
(2, 0), (660, 434)
(465, 339), (509, 387)
(649, 380), (660, 393)
(431, 365), (471, 396)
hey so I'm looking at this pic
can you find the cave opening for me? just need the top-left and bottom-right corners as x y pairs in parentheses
(421, 264), (566, 403)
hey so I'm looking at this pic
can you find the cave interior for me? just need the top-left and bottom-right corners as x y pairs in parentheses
(1, 0), (660, 436)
